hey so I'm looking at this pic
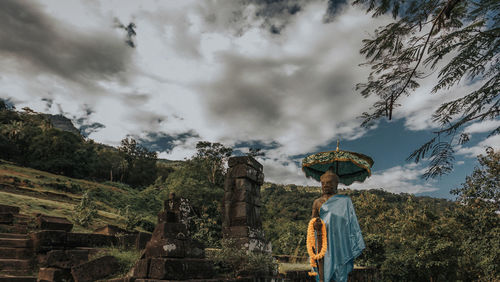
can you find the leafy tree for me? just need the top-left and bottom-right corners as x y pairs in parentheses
(449, 147), (500, 280)
(194, 141), (232, 186)
(27, 128), (97, 178)
(160, 141), (232, 247)
(95, 147), (127, 182)
(118, 138), (158, 188)
(354, 0), (499, 178)
(451, 147), (499, 208)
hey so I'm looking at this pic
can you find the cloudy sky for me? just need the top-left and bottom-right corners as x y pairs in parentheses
(1, 0), (498, 198)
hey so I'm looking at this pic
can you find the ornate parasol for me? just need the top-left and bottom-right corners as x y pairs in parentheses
(301, 140), (374, 186)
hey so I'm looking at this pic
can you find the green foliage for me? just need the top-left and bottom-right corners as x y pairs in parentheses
(261, 184), (319, 256)
(118, 138), (158, 188)
(354, 0), (500, 177)
(119, 204), (141, 231)
(194, 141), (232, 186)
(192, 201), (222, 248)
(452, 147), (499, 207)
(73, 191), (98, 227)
(208, 239), (278, 278)
(158, 141), (232, 247)
(91, 246), (141, 276)
(0, 108), (160, 188)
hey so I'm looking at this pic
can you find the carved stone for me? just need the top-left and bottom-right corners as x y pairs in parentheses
(222, 156), (270, 253)
(123, 193), (215, 280)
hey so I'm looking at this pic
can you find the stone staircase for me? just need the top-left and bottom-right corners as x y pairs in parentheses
(0, 205), (36, 282)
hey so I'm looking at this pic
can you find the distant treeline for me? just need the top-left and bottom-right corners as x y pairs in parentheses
(0, 105), (165, 188)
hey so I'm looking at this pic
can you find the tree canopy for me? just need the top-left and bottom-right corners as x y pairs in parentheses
(354, 0), (499, 178)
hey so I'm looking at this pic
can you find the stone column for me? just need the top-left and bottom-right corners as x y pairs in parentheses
(222, 156), (270, 252)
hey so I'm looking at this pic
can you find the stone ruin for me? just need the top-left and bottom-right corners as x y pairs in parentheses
(117, 193), (215, 281)
(222, 156), (271, 253)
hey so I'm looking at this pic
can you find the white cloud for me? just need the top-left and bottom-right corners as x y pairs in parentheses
(456, 134), (500, 158)
(463, 119), (500, 135)
(260, 157), (318, 187)
(347, 164), (439, 194)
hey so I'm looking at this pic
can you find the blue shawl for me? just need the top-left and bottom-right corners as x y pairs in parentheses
(314, 195), (365, 282)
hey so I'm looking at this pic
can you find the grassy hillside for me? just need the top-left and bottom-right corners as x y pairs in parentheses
(0, 160), (159, 233)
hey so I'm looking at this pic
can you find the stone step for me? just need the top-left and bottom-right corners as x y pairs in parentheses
(0, 269), (35, 276)
(0, 233), (29, 239)
(0, 238), (32, 248)
(0, 276), (36, 282)
(0, 258), (32, 270)
(0, 224), (28, 234)
(0, 213), (13, 224)
(0, 247), (33, 259)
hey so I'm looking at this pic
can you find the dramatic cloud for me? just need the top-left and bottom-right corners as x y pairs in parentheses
(0, 0), (134, 92)
(1, 0), (486, 196)
(199, 3), (389, 155)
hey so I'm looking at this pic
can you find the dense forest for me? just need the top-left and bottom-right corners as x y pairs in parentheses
(0, 104), (498, 281)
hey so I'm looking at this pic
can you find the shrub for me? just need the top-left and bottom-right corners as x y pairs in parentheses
(72, 191), (98, 227)
(208, 239), (278, 278)
(119, 204), (141, 231)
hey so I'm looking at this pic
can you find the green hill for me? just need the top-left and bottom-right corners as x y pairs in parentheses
(0, 160), (159, 233)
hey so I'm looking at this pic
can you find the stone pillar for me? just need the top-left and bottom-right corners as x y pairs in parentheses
(223, 156), (270, 252)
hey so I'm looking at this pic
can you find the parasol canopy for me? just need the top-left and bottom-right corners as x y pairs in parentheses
(301, 141), (374, 186)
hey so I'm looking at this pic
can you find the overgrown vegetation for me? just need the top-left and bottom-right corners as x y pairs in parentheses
(91, 246), (142, 277)
(207, 239), (278, 278)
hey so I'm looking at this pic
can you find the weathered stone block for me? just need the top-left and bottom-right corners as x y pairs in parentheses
(66, 232), (117, 247)
(233, 179), (261, 205)
(157, 210), (177, 223)
(106, 278), (136, 282)
(151, 222), (187, 240)
(230, 164), (263, 184)
(184, 239), (205, 258)
(135, 232), (152, 250)
(0, 247), (32, 259)
(71, 255), (120, 282)
(228, 156), (263, 172)
(148, 258), (214, 280)
(117, 233), (137, 248)
(232, 201), (249, 219)
(0, 213), (14, 224)
(0, 204), (20, 214)
(129, 258), (150, 278)
(144, 237), (185, 258)
(93, 224), (128, 235)
(31, 230), (66, 251)
(38, 267), (72, 282)
(40, 250), (89, 269)
(36, 214), (73, 232)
